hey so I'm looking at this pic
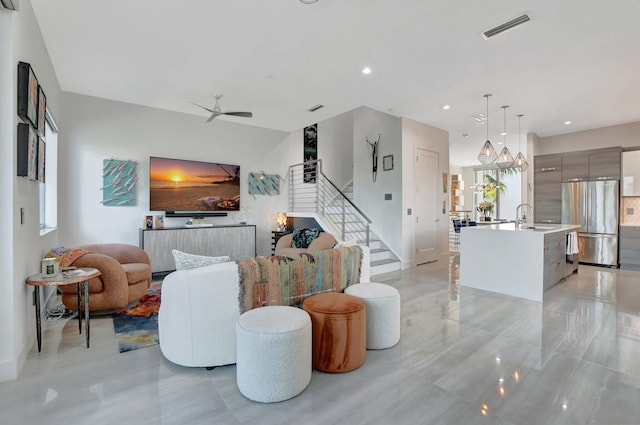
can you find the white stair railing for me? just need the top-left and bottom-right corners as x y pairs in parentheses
(288, 160), (371, 246)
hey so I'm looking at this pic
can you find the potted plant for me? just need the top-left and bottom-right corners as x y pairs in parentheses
(476, 201), (494, 221)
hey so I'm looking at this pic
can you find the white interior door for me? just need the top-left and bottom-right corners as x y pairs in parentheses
(415, 148), (439, 264)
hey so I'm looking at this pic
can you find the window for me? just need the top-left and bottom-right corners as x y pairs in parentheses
(39, 112), (58, 234)
(473, 168), (521, 221)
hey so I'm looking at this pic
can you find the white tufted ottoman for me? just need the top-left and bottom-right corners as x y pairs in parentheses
(344, 282), (401, 349)
(236, 306), (312, 403)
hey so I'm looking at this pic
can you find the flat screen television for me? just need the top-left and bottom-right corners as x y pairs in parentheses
(149, 156), (240, 214)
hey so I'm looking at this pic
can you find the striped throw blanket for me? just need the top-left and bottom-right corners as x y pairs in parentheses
(236, 246), (362, 313)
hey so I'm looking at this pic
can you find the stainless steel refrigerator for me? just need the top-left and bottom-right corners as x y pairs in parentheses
(561, 180), (619, 266)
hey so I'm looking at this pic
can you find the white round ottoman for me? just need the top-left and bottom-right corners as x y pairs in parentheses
(236, 306), (312, 403)
(344, 282), (401, 349)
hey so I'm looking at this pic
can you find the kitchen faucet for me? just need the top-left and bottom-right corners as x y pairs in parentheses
(515, 203), (534, 227)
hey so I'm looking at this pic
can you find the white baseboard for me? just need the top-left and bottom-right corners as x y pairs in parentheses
(0, 358), (17, 383)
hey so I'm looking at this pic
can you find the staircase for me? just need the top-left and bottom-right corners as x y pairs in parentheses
(287, 161), (401, 276)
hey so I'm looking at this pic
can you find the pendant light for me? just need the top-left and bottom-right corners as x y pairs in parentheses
(496, 105), (514, 169)
(477, 94), (498, 165)
(513, 114), (529, 172)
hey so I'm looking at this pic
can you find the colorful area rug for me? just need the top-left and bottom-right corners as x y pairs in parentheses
(112, 282), (161, 353)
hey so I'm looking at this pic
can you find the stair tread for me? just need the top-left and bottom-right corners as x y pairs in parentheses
(370, 258), (400, 266)
(370, 248), (389, 254)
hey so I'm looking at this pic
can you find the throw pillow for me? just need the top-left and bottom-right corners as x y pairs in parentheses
(291, 228), (321, 248)
(172, 250), (230, 270)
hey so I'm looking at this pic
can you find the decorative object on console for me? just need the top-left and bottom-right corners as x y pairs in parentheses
(17, 61), (39, 129)
(145, 215), (153, 229)
(100, 158), (138, 206)
(172, 249), (230, 270)
(153, 215), (164, 229)
(17, 123), (38, 180)
(276, 212), (288, 232)
(248, 171), (282, 195)
(383, 155), (393, 171)
(303, 123), (318, 183)
(366, 134), (381, 182)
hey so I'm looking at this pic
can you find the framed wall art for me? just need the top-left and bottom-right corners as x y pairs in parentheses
(248, 171), (281, 195)
(383, 155), (394, 171)
(17, 62), (39, 129)
(37, 85), (47, 137)
(37, 138), (46, 183)
(101, 158), (138, 206)
(17, 123), (38, 181)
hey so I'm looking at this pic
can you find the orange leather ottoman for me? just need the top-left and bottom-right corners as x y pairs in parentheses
(302, 292), (366, 373)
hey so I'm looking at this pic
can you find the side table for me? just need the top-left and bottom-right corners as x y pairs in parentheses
(26, 267), (100, 352)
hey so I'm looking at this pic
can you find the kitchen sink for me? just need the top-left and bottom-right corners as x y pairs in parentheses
(523, 226), (556, 231)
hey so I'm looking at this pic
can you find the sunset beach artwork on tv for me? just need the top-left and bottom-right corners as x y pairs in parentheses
(149, 156), (240, 212)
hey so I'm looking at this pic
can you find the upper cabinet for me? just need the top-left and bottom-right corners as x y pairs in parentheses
(534, 155), (562, 173)
(556, 148), (621, 182)
(622, 150), (640, 196)
(589, 148), (621, 180)
(561, 153), (589, 182)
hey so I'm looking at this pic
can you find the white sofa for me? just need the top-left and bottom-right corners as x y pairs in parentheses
(158, 246), (370, 368)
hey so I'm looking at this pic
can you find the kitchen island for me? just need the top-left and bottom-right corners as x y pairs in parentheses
(459, 223), (581, 302)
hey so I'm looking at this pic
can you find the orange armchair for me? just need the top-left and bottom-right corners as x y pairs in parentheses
(58, 243), (152, 313)
(275, 231), (336, 256)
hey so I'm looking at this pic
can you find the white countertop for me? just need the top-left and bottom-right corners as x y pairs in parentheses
(463, 222), (581, 234)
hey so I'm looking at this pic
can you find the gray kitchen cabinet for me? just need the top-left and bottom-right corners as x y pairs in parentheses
(621, 150), (640, 196)
(589, 148), (621, 180)
(534, 154), (562, 224)
(534, 155), (562, 173)
(620, 226), (640, 270)
(544, 232), (566, 289)
(561, 152), (589, 182)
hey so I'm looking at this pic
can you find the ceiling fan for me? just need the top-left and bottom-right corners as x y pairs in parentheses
(191, 94), (253, 122)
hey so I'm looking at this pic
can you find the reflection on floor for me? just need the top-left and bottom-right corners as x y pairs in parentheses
(2, 256), (640, 424)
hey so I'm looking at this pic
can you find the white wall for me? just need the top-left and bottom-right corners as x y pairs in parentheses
(402, 117), (450, 266)
(59, 93), (290, 257)
(317, 112), (353, 190)
(536, 121), (640, 155)
(352, 107), (403, 258)
(0, 8), (16, 382)
(1, 0), (62, 382)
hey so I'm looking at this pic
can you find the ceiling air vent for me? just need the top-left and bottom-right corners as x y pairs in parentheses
(482, 13), (531, 39)
(307, 104), (324, 112)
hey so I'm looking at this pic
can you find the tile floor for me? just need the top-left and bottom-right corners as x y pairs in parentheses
(1, 255), (640, 425)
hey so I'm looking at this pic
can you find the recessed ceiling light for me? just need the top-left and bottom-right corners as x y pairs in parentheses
(299, 0), (319, 4)
(500, 132), (508, 136)
(564, 121), (571, 125)
(362, 67), (372, 75)
(462, 133), (469, 138)
(442, 105), (450, 110)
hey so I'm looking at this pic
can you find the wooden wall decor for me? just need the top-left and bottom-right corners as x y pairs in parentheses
(100, 158), (138, 206)
(248, 171), (281, 196)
